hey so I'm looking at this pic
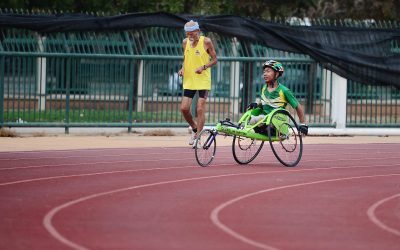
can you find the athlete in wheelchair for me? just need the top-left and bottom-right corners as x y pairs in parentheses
(195, 60), (309, 167)
(247, 60), (308, 136)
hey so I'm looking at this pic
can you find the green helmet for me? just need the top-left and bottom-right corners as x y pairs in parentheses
(262, 60), (284, 76)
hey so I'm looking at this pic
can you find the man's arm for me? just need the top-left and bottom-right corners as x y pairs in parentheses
(195, 37), (218, 74)
(204, 37), (217, 68)
(178, 39), (187, 76)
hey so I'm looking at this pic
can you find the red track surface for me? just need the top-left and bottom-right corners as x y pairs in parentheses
(1, 143), (400, 250)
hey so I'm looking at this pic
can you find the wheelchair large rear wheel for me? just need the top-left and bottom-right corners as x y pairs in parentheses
(267, 110), (303, 167)
(232, 135), (264, 165)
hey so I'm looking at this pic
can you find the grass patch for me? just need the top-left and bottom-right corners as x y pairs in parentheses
(3, 110), (185, 123)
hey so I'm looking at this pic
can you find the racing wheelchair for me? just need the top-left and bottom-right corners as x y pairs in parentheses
(194, 107), (304, 167)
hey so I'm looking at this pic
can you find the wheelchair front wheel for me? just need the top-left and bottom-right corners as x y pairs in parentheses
(195, 129), (217, 167)
(232, 135), (264, 165)
(267, 110), (303, 167)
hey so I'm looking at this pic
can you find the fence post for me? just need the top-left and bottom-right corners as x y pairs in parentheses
(0, 55), (4, 127)
(321, 68), (333, 124)
(65, 58), (71, 134)
(230, 39), (240, 117)
(230, 60), (240, 116)
(331, 72), (347, 129)
(136, 60), (144, 112)
(36, 34), (47, 111)
(128, 59), (134, 132)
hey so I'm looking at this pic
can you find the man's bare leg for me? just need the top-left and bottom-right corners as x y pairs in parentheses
(196, 97), (207, 133)
(180, 96), (197, 131)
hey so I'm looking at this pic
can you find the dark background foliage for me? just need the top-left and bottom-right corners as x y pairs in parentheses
(1, 0), (399, 20)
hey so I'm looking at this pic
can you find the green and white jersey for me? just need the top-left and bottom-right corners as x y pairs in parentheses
(260, 83), (299, 114)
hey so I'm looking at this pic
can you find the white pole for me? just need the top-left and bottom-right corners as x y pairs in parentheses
(230, 61), (240, 115)
(36, 34), (47, 111)
(136, 60), (144, 112)
(321, 68), (331, 119)
(230, 38), (240, 116)
(331, 72), (347, 129)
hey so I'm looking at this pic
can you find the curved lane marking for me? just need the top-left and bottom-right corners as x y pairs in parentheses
(2, 163), (400, 187)
(0, 166), (193, 186)
(210, 173), (400, 250)
(41, 167), (400, 250)
(43, 172), (270, 250)
(367, 193), (400, 236)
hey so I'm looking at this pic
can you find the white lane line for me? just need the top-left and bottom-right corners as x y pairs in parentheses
(41, 166), (400, 250)
(0, 158), (197, 171)
(0, 149), (235, 171)
(367, 193), (400, 236)
(42, 171), (270, 250)
(2, 162), (400, 187)
(0, 166), (193, 186)
(0, 160), (264, 186)
(0, 149), (397, 162)
(0, 144), (394, 156)
(0, 151), (195, 161)
(210, 173), (400, 250)
(2, 154), (399, 172)
(0, 147), (178, 154)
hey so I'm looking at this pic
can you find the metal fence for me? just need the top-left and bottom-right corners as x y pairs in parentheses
(1, 13), (399, 132)
(347, 80), (399, 127)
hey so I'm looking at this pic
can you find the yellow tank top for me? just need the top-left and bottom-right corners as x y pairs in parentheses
(183, 36), (211, 90)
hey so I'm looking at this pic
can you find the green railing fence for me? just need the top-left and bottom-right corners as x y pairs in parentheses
(1, 11), (399, 132)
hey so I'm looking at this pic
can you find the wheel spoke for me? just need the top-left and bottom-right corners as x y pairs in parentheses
(195, 129), (217, 167)
(232, 135), (264, 165)
(268, 110), (303, 167)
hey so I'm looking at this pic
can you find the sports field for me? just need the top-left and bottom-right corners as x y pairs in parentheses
(1, 134), (399, 249)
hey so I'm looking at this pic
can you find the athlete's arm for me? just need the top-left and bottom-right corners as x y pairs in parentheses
(178, 39), (187, 77)
(195, 37), (217, 74)
(204, 37), (217, 69)
(295, 104), (306, 124)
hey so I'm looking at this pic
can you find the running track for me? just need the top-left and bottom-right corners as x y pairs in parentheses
(1, 143), (399, 250)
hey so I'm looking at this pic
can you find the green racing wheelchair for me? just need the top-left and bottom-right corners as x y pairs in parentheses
(194, 107), (304, 167)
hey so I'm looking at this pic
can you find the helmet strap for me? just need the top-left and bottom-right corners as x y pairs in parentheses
(267, 78), (276, 87)
(272, 72), (279, 82)
(267, 73), (279, 87)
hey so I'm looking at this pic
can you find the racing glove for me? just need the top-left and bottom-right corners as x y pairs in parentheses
(299, 124), (308, 135)
(247, 102), (262, 110)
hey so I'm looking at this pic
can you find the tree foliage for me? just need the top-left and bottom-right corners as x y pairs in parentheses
(1, 0), (399, 20)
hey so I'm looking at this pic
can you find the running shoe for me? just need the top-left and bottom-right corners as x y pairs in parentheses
(192, 138), (201, 149)
(189, 131), (197, 145)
